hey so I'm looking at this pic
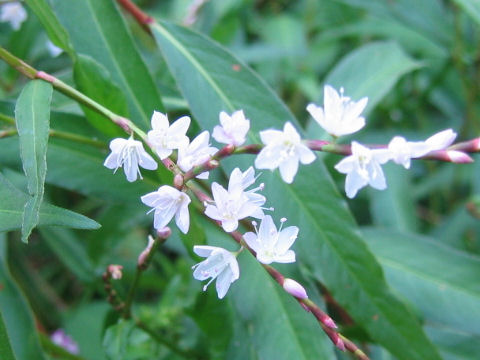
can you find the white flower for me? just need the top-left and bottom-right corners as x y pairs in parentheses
(334, 141), (391, 198)
(141, 186), (191, 234)
(212, 110), (250, 146)
(255, 122), (315, 184)
(387, 136), (430, 169)
(192, 245), (240, 299)
(243, 216), (297, 264)
(0, 3), (27, 31)
(307, 85), (368, 137)
(388, 129), (457, 169)
(147, 111), (190, 160)
(177, 131), (218, 179)
(104, 138), (157, 182)
(205, 167), (266, 232)
(46, 40), (62, 57)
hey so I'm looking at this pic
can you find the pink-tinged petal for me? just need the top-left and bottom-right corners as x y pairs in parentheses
(151, 111), (169, 130)
(279, 156), (299, 184)
(344, 171), (368, 198)
(215, 267), (234, 299)
(259, 129), (282, 145)
(193, 245), (218, 258)
(222, 219), (239, 233)
(425, 129), (457, 151)
(169, 116), (190, 135)
(138, 151), (158, 170)
(298, 144), (316, 164)
(447, 150), (473, 163)
(283, 278), (308, 299)
(243, 232), (261, 253)
(273, 250), (296, 263)
(276, 226), (298, 254)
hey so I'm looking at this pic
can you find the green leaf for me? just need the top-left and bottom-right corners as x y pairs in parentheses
(73, 54), (129, 137)
(151, 21), (441, 359)
(0, 172), (100, 232)
(325, 41), (421, 113)
(452, 0), (480, 27)
(363, 228), (480, 335)
(50, 0), (164, 129)
(39, 227), (97, 283)
(14, 80), (53, 242)
(0, 310), (17, 360)
(24, 0), (73, 53)
(0, 235), (47, 360)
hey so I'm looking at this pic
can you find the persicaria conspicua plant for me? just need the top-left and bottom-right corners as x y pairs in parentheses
(2, 3), (479, 358)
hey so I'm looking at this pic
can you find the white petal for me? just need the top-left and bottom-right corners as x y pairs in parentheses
(298, 144), (316, 164)
(259, 129), (283, 145)
(103, 152), (120, 170)
(279, 156), (299, 184)
(283, 122), (301, 144)
(124, 157), (139, 182)
(154, 147), (173, 160)
(334, 156), (355, 174)
(243, 232), (261, 253)
(273, 250), (296, 263)
(138, 151), (158, 170)
(193, 245), (218, 258)
(212, 126), (230, 144)
(109, 138), (127, 152)
(255, 146), (281, 170)
(222, 219), (238, 233)
(169, 116), (190, 135)
(425, 129), (456, 151)
(151, 111), (169, 130)
(276, 226), (298, 254)
(215, 268), (234, 299)
(344, 171), (368, 198)
(175, 200), (190, 234)
(258, 216), (276, 248)
(256, 252), (274, 265)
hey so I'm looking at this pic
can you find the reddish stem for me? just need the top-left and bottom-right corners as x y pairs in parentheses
(116, 0), (153, 32)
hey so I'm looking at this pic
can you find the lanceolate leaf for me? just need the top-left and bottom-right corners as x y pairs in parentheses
(0, 310), (17, 360)
(0, 172), (100, 232)
(151, 21), (441, 359)
(0, 236), (47, 360)
(325, 41), (421, 113)
(15, 80), (53, 242)
(74, 54), (129, 137)
(363, 228), (480, 336)
(50, 0), (163, 129)
(24, 0), (73, 53)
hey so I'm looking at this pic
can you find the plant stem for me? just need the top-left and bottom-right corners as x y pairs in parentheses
(0, 47), (147, 139)
(0, 112), (15, 125)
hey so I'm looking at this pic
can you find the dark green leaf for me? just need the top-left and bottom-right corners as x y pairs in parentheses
(363, 228), (480, 335)
(73, 55), (129, 137)
(50, 0), (164, 129)
(24, 0), (73, 53)
(0, 235), (47, 360)
(151, 21), (441, 359)
(39, 227), (96, 283)
(0, 172), (100, 232)
(325, 41), (421, 113)
(453, 0), (480, 26)
(0, 309), (17, 360)
(14, 80), (53, 242)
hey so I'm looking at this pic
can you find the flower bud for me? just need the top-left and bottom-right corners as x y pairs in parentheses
(174, 174), (184, 189)
(157, 226), (172, 239)
(447, 150), (473, 163)
(283, 278), (308, 299)
(108, 265), (123, 280)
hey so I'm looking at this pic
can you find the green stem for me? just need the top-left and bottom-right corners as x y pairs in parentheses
(0, 112), (15, 125)
(0, 47), (147, 139)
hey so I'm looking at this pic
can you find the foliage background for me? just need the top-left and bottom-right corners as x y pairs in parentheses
(0, 0), (479, 359)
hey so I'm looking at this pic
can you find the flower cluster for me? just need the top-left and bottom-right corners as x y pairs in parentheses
(0, 2), (27, 31)
(102, 84), (469, 299)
